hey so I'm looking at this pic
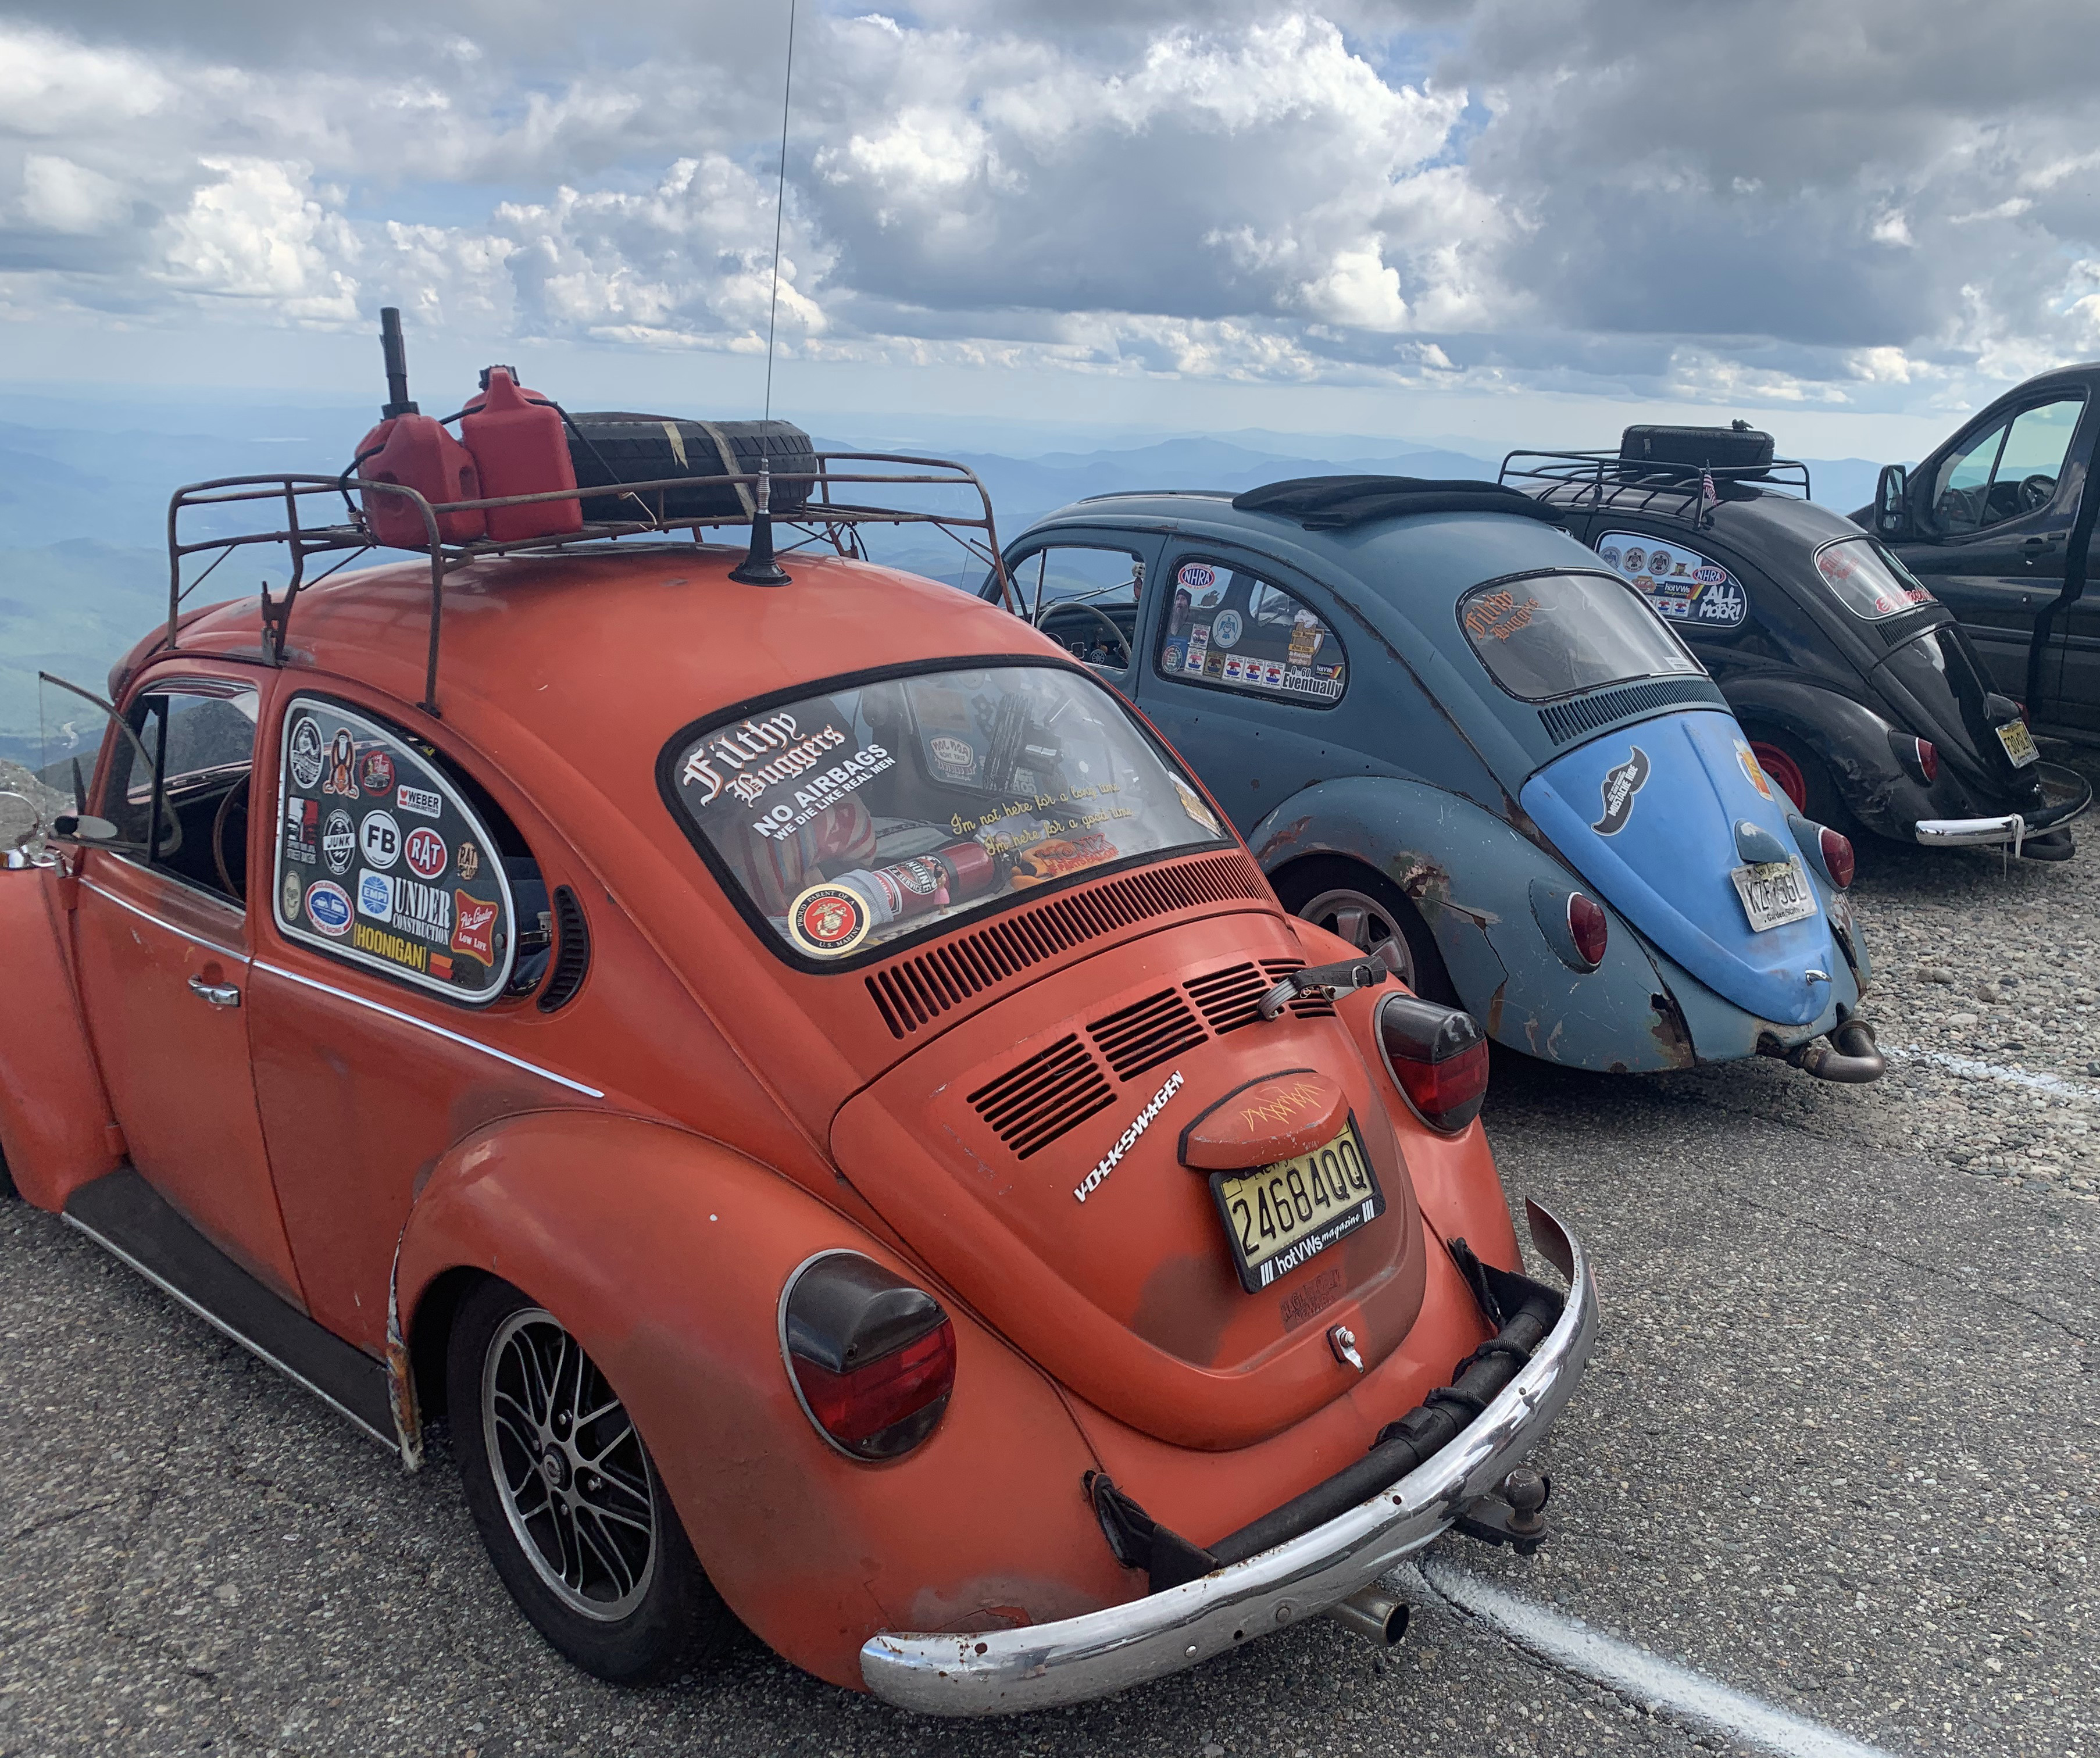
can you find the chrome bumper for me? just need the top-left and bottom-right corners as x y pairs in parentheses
(859, 1202), (1598, 1716)
(1915, 812), (2030, 849)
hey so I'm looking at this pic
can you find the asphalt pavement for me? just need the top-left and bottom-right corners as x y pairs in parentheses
(0, 754), (2092, 1758)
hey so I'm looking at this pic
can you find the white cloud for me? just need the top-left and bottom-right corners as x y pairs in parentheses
(17, 153), (127, 233)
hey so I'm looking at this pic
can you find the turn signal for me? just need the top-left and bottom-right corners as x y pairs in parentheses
(781, 1252), (956, 1461)
(1567, 894), (1608, 968)
(1818, 826), (1855, 889)
(1376, 993), (1489, 1134)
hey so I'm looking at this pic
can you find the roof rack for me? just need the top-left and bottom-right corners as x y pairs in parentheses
(163, 453), (1015, 718)
(1234, 474), (1562, 529)
(1497, 450), (1812, 532)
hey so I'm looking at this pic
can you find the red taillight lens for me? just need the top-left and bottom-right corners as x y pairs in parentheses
(1818, 826), (1855, 889)
(1915, 738), (1938, 783)
(1376, 993), (1489, 1133)
(1566, 893), (1608, 968)
(783, 1253), (956, 1461)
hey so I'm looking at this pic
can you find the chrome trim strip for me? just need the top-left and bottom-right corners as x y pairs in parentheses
(62, 1211), (395, 1452)
(251, 960), (606, 1099)
(78, 877), (245, 962)
(859, 1202), (1598, 1716)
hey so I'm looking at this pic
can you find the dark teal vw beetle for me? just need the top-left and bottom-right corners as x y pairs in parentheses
(985, 477), (1882, 1081)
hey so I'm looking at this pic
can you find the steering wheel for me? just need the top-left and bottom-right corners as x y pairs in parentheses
(210, 774), (249, 899)
(2018, 473), (2056, 513)
(1035, 600), (1132, 666)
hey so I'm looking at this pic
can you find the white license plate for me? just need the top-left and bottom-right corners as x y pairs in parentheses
(1995, 719), (2039, 767)
(1730, 857), (1817, 932)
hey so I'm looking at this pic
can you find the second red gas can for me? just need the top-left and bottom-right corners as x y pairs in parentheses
(460, 369), (583, 542)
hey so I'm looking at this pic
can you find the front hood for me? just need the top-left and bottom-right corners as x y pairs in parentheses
(831, 913), (1428, 1450)
(1519, 709), (1835, 1026)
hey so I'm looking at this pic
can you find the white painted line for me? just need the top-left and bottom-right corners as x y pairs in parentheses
(1884, 1043), (2099, 1104)
(1403, 1554), (1897, 1758)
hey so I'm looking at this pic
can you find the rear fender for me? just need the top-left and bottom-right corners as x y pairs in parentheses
(394, 1111), (1118, 1691)
(1726, 677), (1926, 837)
(0, 867), (120, 1209)
(1252, 778), (1688, 1073)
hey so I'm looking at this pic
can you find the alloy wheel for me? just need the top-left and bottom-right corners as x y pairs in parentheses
(481, 1308), (658, 1622)
(1293, 885), (1417, 989)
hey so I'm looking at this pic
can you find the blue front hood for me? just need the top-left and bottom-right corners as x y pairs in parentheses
(1519, 709), (1837, 1026)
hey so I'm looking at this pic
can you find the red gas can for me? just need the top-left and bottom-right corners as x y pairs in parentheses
(353, 415), (487, 548)
(460, 369), (583, 542)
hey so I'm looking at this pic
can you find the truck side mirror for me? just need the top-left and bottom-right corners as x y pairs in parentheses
(1874, 463), (1911, 540)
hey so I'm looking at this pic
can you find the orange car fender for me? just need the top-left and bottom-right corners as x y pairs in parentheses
(0, 869), (121, 1210)
(394, 1110), (1125, 1690)
(1294, 918), (1523, 1275)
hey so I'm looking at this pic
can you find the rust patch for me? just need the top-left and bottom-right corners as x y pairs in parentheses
(1485, 978), (1508, 1038)
(1648, 989), (1695, 1067)
(1253, 814), (1315, 862)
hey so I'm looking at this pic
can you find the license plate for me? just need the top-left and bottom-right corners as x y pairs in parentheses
(1730, 857), (1818, 932)
(1210, 1119), (1383, 1294)
(1995, 719), (2039, 767)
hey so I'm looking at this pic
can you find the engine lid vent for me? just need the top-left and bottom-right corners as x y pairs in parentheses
(1087, 988), (1206, 1082)
(967, 1034), (1115, 1161)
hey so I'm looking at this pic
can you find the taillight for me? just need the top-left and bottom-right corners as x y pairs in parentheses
(780, 1252), (956, 1461)
(1818, 826), (1855, 889)
(1376, 993), (1489, 1133)
(1566, 893), (1608, 968)
(1910, 737), (1938, 783)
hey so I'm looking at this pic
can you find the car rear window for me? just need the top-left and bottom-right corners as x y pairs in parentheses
(663, 663), (1232, 963)
(1458, 571), (1703, 703)
(1812, 537), (1936, 620)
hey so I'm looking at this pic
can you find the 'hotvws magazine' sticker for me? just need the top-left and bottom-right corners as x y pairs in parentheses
(272, 696), (515, 1004)
(1597, 530), (1747, 630)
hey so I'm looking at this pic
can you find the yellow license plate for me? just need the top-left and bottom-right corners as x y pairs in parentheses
(1996, 719), (2039, 767)
(1210, 1119), (1383, 1294)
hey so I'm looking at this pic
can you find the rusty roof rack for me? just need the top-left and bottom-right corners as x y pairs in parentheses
(163, 454), (1016, 717)
(1497, 449), (1812, 533)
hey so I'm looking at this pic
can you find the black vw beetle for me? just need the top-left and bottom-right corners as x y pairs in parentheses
(1502, 426), (2091, 861)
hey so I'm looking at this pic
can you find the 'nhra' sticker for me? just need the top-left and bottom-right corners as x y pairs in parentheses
(1597, 530), (1746, 631)
(1591, 746), (1652, 836)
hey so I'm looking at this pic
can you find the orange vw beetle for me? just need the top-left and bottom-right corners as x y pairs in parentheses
(0, 376), (1594, 1711)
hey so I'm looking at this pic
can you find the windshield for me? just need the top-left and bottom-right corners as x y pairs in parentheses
(1812, 537), (1935, 621)
(665, 663), (1231, 962)
(1459, 571), (1703, 703)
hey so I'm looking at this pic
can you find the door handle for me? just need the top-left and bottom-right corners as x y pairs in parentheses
(186, 975), (242, 1008)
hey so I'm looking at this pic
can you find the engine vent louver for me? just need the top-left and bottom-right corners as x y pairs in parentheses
(1185, 961), (1273, 1035)
(536, 885), (591, 1014)
(866, 851), (1269, 1037)
(967, 1034), (1115, 1161)
(1537, 676), (1726, 746)
(1087, 987), (1207, 1082)
(1264, 957), (1336, 1018)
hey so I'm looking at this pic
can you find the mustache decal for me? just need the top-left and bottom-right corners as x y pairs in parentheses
(1591, 745), (1652, 836)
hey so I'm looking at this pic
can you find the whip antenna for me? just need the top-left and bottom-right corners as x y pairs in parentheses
(762, 0), (797, 422)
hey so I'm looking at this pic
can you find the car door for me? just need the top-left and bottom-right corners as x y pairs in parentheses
(50, 667), (307, 1303)
(1133, 548), (1353, 834)
(999, 532), (1163, 697)
(1895, 393), (2090, 702)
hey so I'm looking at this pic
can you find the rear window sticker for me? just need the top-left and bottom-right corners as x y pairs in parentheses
(1597, 530), (1747, 630)
(1212, 609), (1244, 649)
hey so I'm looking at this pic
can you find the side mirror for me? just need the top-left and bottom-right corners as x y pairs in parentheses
(50, 813), (121, 845)
(1874, 463), (1911, 540)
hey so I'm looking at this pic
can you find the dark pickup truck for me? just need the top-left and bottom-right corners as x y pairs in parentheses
(1857, 363), (2100, 739)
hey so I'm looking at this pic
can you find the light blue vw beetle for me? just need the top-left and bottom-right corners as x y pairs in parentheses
(986, 476), (1883, 1080)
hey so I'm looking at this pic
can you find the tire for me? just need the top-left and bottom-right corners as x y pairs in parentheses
(447, 1277), (735, 1684)
(1742, 726), (1864, 839)
(1273, 856), (1459, 1006)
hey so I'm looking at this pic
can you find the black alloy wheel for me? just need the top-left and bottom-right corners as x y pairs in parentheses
(448, 1277), (735, 1684)
(1274, 856), (1458, 1006)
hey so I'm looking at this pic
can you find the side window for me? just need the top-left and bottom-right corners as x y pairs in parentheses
(1931, 396), (2084, 533)
(1008, 545), (1145, 673)
(1155, 558), (1347, 705)
(97, 681), (259, 906)
(273, 695), (527, 1006)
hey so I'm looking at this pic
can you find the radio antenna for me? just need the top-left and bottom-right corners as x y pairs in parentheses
(762, 0), (797, 422)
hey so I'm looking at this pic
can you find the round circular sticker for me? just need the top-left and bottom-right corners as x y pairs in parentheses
(322, 807), (356, 875)
(287, 716), (325, 790)
(304, 880), (352, 937)
(358, 749), (396, 796)
(280, 870), (303, 919)
(787, 881), (872, 957)
(405, 825), (447, 880)
(1178, 563), (1216, 591)
(1211, 609), (1243, 650)
(359, 809), (402, 870)
(1622, 547), (1645, 574)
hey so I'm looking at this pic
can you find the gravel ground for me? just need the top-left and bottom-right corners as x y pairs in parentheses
(0, 745), (2091, 1757)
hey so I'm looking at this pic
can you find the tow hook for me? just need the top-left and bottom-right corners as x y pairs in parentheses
(1760, 1017), (1885, 1084)
(1455, 1466), (1552, 1555)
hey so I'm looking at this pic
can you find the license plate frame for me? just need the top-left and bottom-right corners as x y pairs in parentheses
(1995, 718), (2040, 768)
(1729, 856), (1818, 932)
(1208, 1117), (1384, 1294)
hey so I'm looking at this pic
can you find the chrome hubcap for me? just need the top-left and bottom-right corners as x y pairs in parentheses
(483, 1308), (657, 1622)
(1295, 886), (1416, 989)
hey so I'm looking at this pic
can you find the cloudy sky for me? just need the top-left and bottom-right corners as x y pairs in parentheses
(4, 2), (2099, 451)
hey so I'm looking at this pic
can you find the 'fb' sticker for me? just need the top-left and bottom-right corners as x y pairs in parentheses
(287, 717), (326, 789)
(322, 808), (356, 875)
(405, 826), (447, 879)
(396, 784), (442, 819)
(305, 880), (352, 936)
(1591, 746), (1652, 836)
(787, 881), (871, 957)
(359, 810), (402, 870)
(322, 730), (359, 798)
(451, 892), (499, 964)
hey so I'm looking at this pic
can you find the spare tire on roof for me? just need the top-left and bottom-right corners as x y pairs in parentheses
(1231, 474), (1563, 530)
(563, 414), (819, 523)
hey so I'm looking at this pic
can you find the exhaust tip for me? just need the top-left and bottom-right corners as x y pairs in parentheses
(1324, 1584), (1411, 1647)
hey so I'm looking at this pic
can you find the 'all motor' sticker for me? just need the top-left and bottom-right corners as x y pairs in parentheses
(273, 695), (515, 1003)
(1596, 530), (1747, 630)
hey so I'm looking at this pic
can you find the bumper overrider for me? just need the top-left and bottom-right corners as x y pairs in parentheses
(859, 1202), (1598, 1716)
(1916, 760), (2092, 852)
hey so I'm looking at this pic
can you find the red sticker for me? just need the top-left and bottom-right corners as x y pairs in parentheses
(451, 892), (499, 964)
(405, 826), (447, 879)
(359, 750), (396, 795)
(788, 882), (870, 956)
